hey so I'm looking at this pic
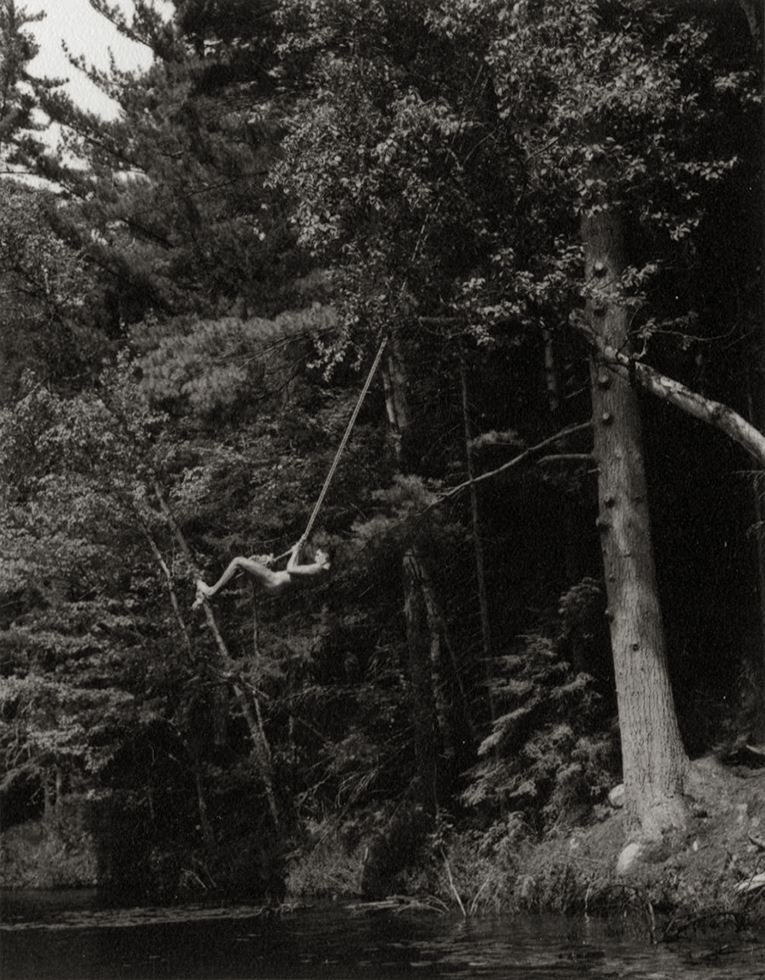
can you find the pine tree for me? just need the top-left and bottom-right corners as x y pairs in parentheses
(0, 0), (56, 178)
(39, 0), (309, 327)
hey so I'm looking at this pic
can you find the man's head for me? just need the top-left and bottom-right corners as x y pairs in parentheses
(314, 548), (331, 570)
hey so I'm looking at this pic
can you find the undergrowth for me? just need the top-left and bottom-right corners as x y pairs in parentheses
(286, 819), (365, 898)
(463, 579), (619, 834)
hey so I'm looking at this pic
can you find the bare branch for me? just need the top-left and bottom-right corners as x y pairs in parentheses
(597, 342), (765, 469)
(421, 421), (593, 516)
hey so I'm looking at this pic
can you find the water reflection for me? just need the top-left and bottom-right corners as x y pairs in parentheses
(1, 891), (764, 980)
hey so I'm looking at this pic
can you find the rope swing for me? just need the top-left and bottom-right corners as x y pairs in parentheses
(278, 333), (388, 559)
(304, 334), (388, 539)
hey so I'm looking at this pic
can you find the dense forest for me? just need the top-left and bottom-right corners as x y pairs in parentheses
(1, 0), (765, 911)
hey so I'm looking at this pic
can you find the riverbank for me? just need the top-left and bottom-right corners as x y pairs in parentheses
(3, 755), (765, 931)
(287, 755), (765, 931)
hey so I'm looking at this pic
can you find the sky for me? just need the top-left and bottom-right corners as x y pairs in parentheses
(25, 0), (165, 119)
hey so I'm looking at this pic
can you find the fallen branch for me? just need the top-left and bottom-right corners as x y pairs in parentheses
(347, 895), (448, 915)
(590, 337), (765, 469)
(735, 872), (765, 893)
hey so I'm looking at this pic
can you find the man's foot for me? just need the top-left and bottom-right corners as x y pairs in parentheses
(192, 580), (211, 610)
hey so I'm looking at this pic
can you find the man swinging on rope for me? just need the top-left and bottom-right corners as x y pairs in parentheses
(192, 541), (330, 609)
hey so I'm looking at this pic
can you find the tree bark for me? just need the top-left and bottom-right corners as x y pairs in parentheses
(382, 332), (442, 812)
(583, 206), (689, 839)
(578, 310), (765, 747)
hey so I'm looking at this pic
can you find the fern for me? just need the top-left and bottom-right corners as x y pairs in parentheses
(463, 579), (617, 831)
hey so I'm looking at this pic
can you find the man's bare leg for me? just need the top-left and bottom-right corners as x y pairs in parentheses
(193, 556), (280, 608)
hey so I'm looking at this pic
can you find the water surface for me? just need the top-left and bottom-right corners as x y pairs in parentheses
(2, 890), (764, 979)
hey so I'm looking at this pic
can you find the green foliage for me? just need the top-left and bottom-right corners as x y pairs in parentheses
(286, 815), (366, 898)
(0, 0), (59, 174)
(447, 0), (755, 353)
(463, 579), (616, 831)
(0, 675), (133, 782)
(133, 305), (337, 417)
(272, 0), (521, 375)
(430, 820), (521, 914)
(40, 0), (307, 324)
(0, 795), (100, 888)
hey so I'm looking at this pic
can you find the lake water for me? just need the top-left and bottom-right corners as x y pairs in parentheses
(1, 890), (764, 979)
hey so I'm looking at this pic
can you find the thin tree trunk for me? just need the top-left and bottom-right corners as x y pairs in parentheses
(154, 483), (281, 830)
(131, 507), (193, 657)
(541, 325), (560, 414)
(418, 556), (476, 743)
(382, 334), (413, 464)
(403, 549), (440, 814)
(583, 205), (689, 840)
(188, 744), (215, 847)
(43, 770), (53, 825)
(54, 766), (63, 823)
(247, 586), (272, 764)
(459, 352), (495, 723)
(382, 334), (442, 810)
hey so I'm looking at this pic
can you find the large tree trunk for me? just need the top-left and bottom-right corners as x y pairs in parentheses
(583, 206), (689, 840)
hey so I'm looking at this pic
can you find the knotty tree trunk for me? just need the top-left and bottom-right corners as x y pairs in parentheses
(583, 206), (689, 839)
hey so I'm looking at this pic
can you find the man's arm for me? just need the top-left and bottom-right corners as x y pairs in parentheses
(287, 543), (328, 578)
(286, 543), (303, 574)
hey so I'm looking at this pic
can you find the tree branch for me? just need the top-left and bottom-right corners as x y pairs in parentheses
(596, 342), (765, 468)
(421, 421), (593, 516)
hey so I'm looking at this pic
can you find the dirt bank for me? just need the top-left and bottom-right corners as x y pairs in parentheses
(285, 754), (765, 929)
(514, 755), (765, 931)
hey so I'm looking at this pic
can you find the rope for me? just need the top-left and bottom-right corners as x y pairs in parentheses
(277, 67), (485, 562)
(272, 334), (388, 562)
(302, 334), (388, 540)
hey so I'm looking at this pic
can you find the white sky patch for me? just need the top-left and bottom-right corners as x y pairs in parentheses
(26, 0), (167, 119)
